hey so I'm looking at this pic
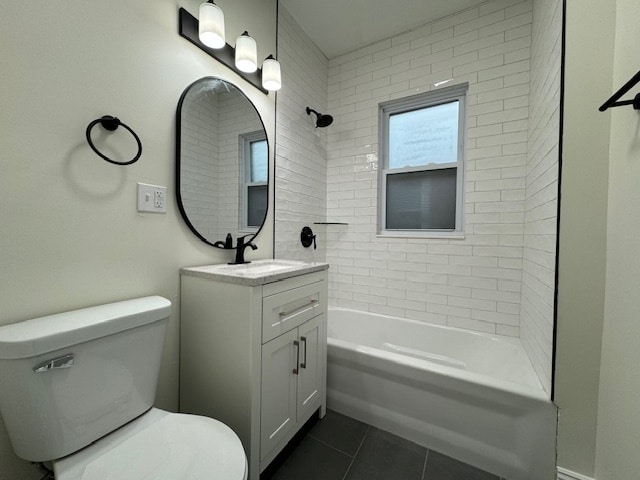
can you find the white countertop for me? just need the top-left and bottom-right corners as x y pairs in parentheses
(180, 259), (329, 286)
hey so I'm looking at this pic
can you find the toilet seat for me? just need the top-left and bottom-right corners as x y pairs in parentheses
(53, 408), (248, 480)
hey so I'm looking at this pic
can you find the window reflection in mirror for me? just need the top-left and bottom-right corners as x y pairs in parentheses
(177, 77), (268, 248)
(240, 131), (268, 229)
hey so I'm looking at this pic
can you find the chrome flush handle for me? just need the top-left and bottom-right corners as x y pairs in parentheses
(33, 354), (75, 373)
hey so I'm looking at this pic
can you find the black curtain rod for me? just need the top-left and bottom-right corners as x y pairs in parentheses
(599, 69), (640, 112)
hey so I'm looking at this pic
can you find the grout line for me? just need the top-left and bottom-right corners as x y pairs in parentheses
(309, 434), (358, 458)
(341, 425), (370, 480)
(421, 449), (430, 480)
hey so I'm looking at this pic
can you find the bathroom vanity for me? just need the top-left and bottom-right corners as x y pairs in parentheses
(179, 260), (329, 480)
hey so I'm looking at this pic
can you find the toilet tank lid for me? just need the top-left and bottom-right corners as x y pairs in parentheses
(0, 296), (171, 360)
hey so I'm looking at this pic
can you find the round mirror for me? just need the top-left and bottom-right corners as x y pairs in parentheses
(176, 77), (268, 248)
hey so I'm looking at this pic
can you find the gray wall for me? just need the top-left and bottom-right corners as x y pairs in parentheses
(595, 1), (640, 476)
(554, 0), (613, 477)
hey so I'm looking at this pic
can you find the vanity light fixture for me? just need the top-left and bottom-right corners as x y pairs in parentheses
(198, 0), (225, 49)
(262, 55), (281, 91)
(235, 31), (258, 73)
(178, 8), (282, 94)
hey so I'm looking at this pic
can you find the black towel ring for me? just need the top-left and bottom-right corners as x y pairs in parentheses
(85, 115), (142, 165)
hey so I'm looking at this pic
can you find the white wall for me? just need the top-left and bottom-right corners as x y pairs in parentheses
(325, 0), (535, 337)
(274, 7), (329, 262)
(595, 0), (640, 477)
(520, 0), (562, 394)
(0, 1), (276, 477)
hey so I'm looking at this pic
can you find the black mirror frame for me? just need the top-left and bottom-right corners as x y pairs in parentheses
(176, 76), (269, 249)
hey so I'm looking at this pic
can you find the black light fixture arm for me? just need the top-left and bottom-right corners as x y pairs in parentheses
(599, 69), (640, 112)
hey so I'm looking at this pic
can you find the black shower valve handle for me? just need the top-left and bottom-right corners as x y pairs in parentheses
(300, 226), (317, 250)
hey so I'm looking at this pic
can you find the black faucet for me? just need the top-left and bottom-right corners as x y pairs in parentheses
(230, 234), (258, 265)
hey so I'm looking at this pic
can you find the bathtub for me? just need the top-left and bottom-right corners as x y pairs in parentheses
(326, 307), (557, 480)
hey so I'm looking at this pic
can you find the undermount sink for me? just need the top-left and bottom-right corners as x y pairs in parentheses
(181, 259), (329, 286)
(216, 260), (301, 276)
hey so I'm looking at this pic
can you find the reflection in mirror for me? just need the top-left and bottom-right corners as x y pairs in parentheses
(177, 77), (268, 248)
(240, 130), (268, 229)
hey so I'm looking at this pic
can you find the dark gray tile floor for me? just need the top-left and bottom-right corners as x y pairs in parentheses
(261, 410), (507, 480)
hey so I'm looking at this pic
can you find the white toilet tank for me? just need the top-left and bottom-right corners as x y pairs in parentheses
(0, 296), (171, 462)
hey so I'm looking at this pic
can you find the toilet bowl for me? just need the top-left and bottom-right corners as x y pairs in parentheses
(0, 296), (247, 479)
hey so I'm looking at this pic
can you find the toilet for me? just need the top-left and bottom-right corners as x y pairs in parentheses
(0, 296), (247, 479)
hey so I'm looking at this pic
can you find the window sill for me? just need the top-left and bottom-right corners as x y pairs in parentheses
(376, 231), (466, 240)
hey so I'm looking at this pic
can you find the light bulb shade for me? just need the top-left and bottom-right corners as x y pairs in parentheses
(199, 2), (225, 49)
(235, 32), (257, 73)
(262, 55), (281, 91)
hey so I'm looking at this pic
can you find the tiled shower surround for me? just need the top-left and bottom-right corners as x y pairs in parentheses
(274, 7), (329, 263)
(521, 0), (561, 395)
(276, 0), (560, 394)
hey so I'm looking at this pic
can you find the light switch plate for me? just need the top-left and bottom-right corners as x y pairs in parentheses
(137, 183), (167, 213)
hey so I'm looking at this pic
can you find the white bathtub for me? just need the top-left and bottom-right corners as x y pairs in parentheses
(326, 307), (557, 480)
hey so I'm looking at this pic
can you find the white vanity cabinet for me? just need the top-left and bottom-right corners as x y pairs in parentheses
(260, 314), (323, 462)
(179, 261), (328, 480)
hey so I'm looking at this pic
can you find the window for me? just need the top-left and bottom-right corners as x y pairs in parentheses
(378, 83), (467, 236)
(240, 131), (268, 229)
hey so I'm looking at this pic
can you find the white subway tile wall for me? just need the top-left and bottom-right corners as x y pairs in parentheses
(521, 0), (561, 394)
(324, 0), (536, 335)
(217, 89), (265, 235)
(276, 0), (560, 393)
(274, 7), (329, 261)
(180, 90), (220, 240)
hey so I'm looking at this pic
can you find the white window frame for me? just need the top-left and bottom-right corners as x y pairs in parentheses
(378, 83), (467, 238)
(239, 130), (268, 231)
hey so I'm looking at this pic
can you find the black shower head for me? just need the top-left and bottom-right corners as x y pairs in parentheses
(306, 107), (333, 128)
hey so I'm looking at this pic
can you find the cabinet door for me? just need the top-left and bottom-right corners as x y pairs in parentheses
(297, 314), (323, 422)
(260, 328), (298, 462)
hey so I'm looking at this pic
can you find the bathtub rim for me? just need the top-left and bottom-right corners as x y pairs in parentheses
(327, 306), (549, 402)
